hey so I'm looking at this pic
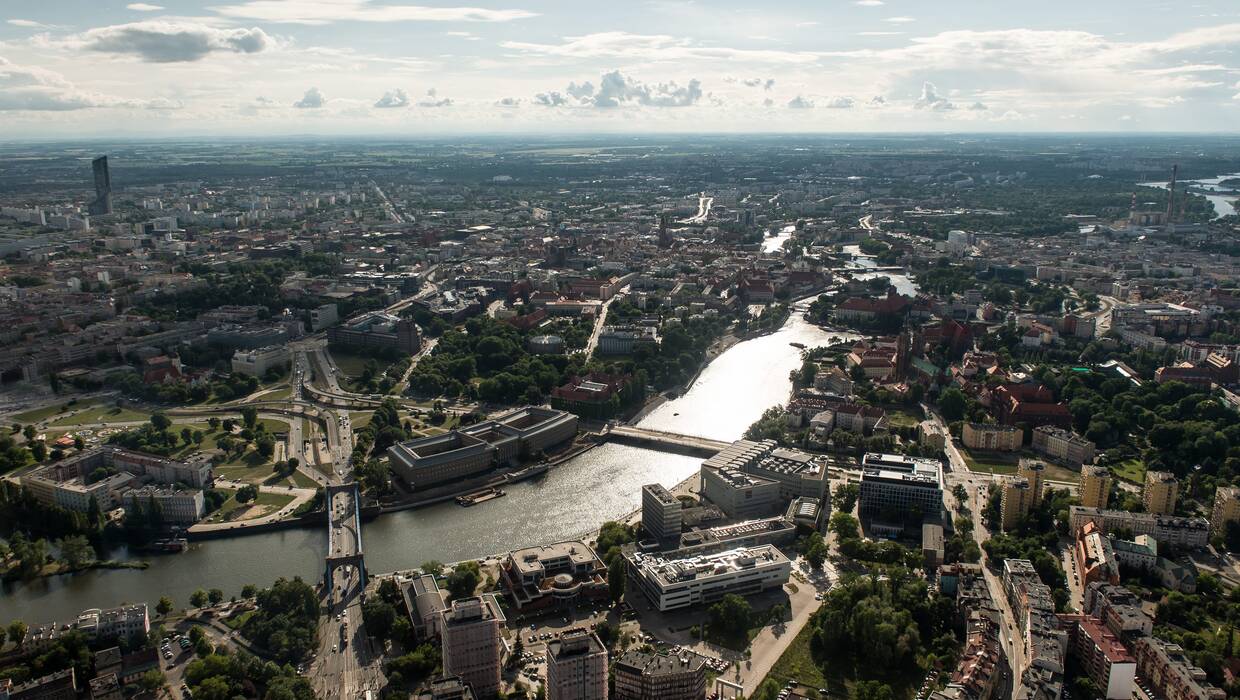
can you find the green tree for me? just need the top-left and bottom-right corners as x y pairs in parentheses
(236, 485), (259, 503)
(58, 534), (95, 569)
(190, 589), (209, 607)
(833, 483), (860, 513)
(362, 599), (397, 640)
(938, 388), (968, 422)
(851, 681), (895, 700)
(8, 620), (28, 647)
(445, 561), (481, 599)
(829, 511), (860, 541)
(151, 413), (172, 432)
(241, 584), (258, 598)
(208, 589), (225, 605)
(241, 406), (258, 430)
(706, 594), (752, 643)
(157, 597), (175, 616)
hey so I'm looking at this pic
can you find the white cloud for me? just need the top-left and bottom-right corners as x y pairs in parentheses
(72, 21), (272, 62)
(884, 16), (916, 23)
(590, 70), (702, 108)
(501, 32), (821, 65)
(7, 19), (58, 29)
(373, 88), (409, 108)
(294, 87), (324, 108)
(418, 88), (452, 107)
(211, 0), (538, 25)
(854, 0), (884, 5)
(915, 82), (954, 110)
(787, 95), (813, 109)
(823, 96), (855, 109)
(0, 55), (151, 111)
(857, 31), (903, 37)
(126, 3), (166, 10)
(741, 77), (776, 90)
(495, 97), (520, 108)
(534, 91), (568, 107)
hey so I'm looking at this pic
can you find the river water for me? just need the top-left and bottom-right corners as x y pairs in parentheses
(0, 304), (893, 623)
(1140, 173), (1239, 219)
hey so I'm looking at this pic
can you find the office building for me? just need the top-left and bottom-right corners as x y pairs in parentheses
(401, 574), (448, 641)
(962, 422), (1022, 452)
(1079, 465), (1112, 510)
(1144, 471), (1179, 515)
(699, 467), (781, 520)
(121, 485), (205, 525)
(858, 452), (944, 535)
(388, 407), (577, 489)
(641, 483), (682, 543)
(1017, 460), (1045, 508)
(1000, 478), (1036, 531)
(1032, 426), (1096, 467)
(440, 596), (505, 699)
(1132, 637), (1226, 700)
(310, 303), (339, 331)
(327, 311), (421, 354)
(231, 345), (290, 377)
(27, 604), (149, 651)
(1068, 506), (1209, 550)
(625, 544), (790, 612)
(22, 446), (212, 514)
(702, 440), (829, 503)
(597, 326), (659, 355)
(613, 650), (706, 700)
(1210, 485), (1240, 536)
(500, 541), (607, 611)
(545, 628), (608, 700)
(89, 156), (112, 216)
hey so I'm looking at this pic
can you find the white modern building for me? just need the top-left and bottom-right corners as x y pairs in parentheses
(626, 544), (791, 612)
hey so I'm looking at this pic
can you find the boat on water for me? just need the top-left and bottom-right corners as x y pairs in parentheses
(506, 462), (550, 483)
(456, 488), (506, 507)
(134, 537), (188, 554)
(789, 342), (806, 349)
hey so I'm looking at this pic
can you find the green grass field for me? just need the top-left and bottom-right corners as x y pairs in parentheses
(1111, 459), (1146, 484)
(49, 404), (150, 427)
(961, 449), (1019, 476)
(12, 401), (91, 424)
(203, 490), (296, 523)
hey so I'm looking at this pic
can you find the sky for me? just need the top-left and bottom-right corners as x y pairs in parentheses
(1, 0), (1240, 137)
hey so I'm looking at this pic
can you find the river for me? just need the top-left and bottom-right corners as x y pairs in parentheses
(762, 224), (796, 254)
(0, 312), (865, 624)
(1141, 173), (1239, 219)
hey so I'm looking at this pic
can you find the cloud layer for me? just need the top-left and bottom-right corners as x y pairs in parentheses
(76, 21), (271, 62)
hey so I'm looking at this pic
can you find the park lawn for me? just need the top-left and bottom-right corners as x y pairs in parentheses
(203, 490), (295, 523)
(764, 616), (919, 700)
(257, 418), (290, 435)
(961, 449), (1019, 476)
(50, 404), (149, 427)
(1112, 459), (1146, 484)
(885, 409), (923, 430)
(12, 400), (93, 424)
(349, 411), (373, 429)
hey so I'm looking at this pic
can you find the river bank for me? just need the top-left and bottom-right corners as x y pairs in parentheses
(0, 310), (858, 624)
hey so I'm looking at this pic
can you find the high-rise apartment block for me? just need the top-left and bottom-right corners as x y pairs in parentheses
(440, 595), (505, 699)
(1144, 471), (1179, 515)
(1080, 465), (1113, 510)
(545, 628), (608, 700)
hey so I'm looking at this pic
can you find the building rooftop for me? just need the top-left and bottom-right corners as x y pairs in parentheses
(630, 544), (788, 585)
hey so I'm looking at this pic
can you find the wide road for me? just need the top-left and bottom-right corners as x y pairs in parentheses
(313, 487), (383, 699)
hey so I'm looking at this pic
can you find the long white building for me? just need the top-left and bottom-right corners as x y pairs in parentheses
(625, 544), (790, 612)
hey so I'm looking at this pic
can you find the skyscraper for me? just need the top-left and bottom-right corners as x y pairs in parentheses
(89, 156), (112, 216)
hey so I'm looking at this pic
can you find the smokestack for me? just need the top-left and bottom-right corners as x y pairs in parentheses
(1166, 164), (1178, 222)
